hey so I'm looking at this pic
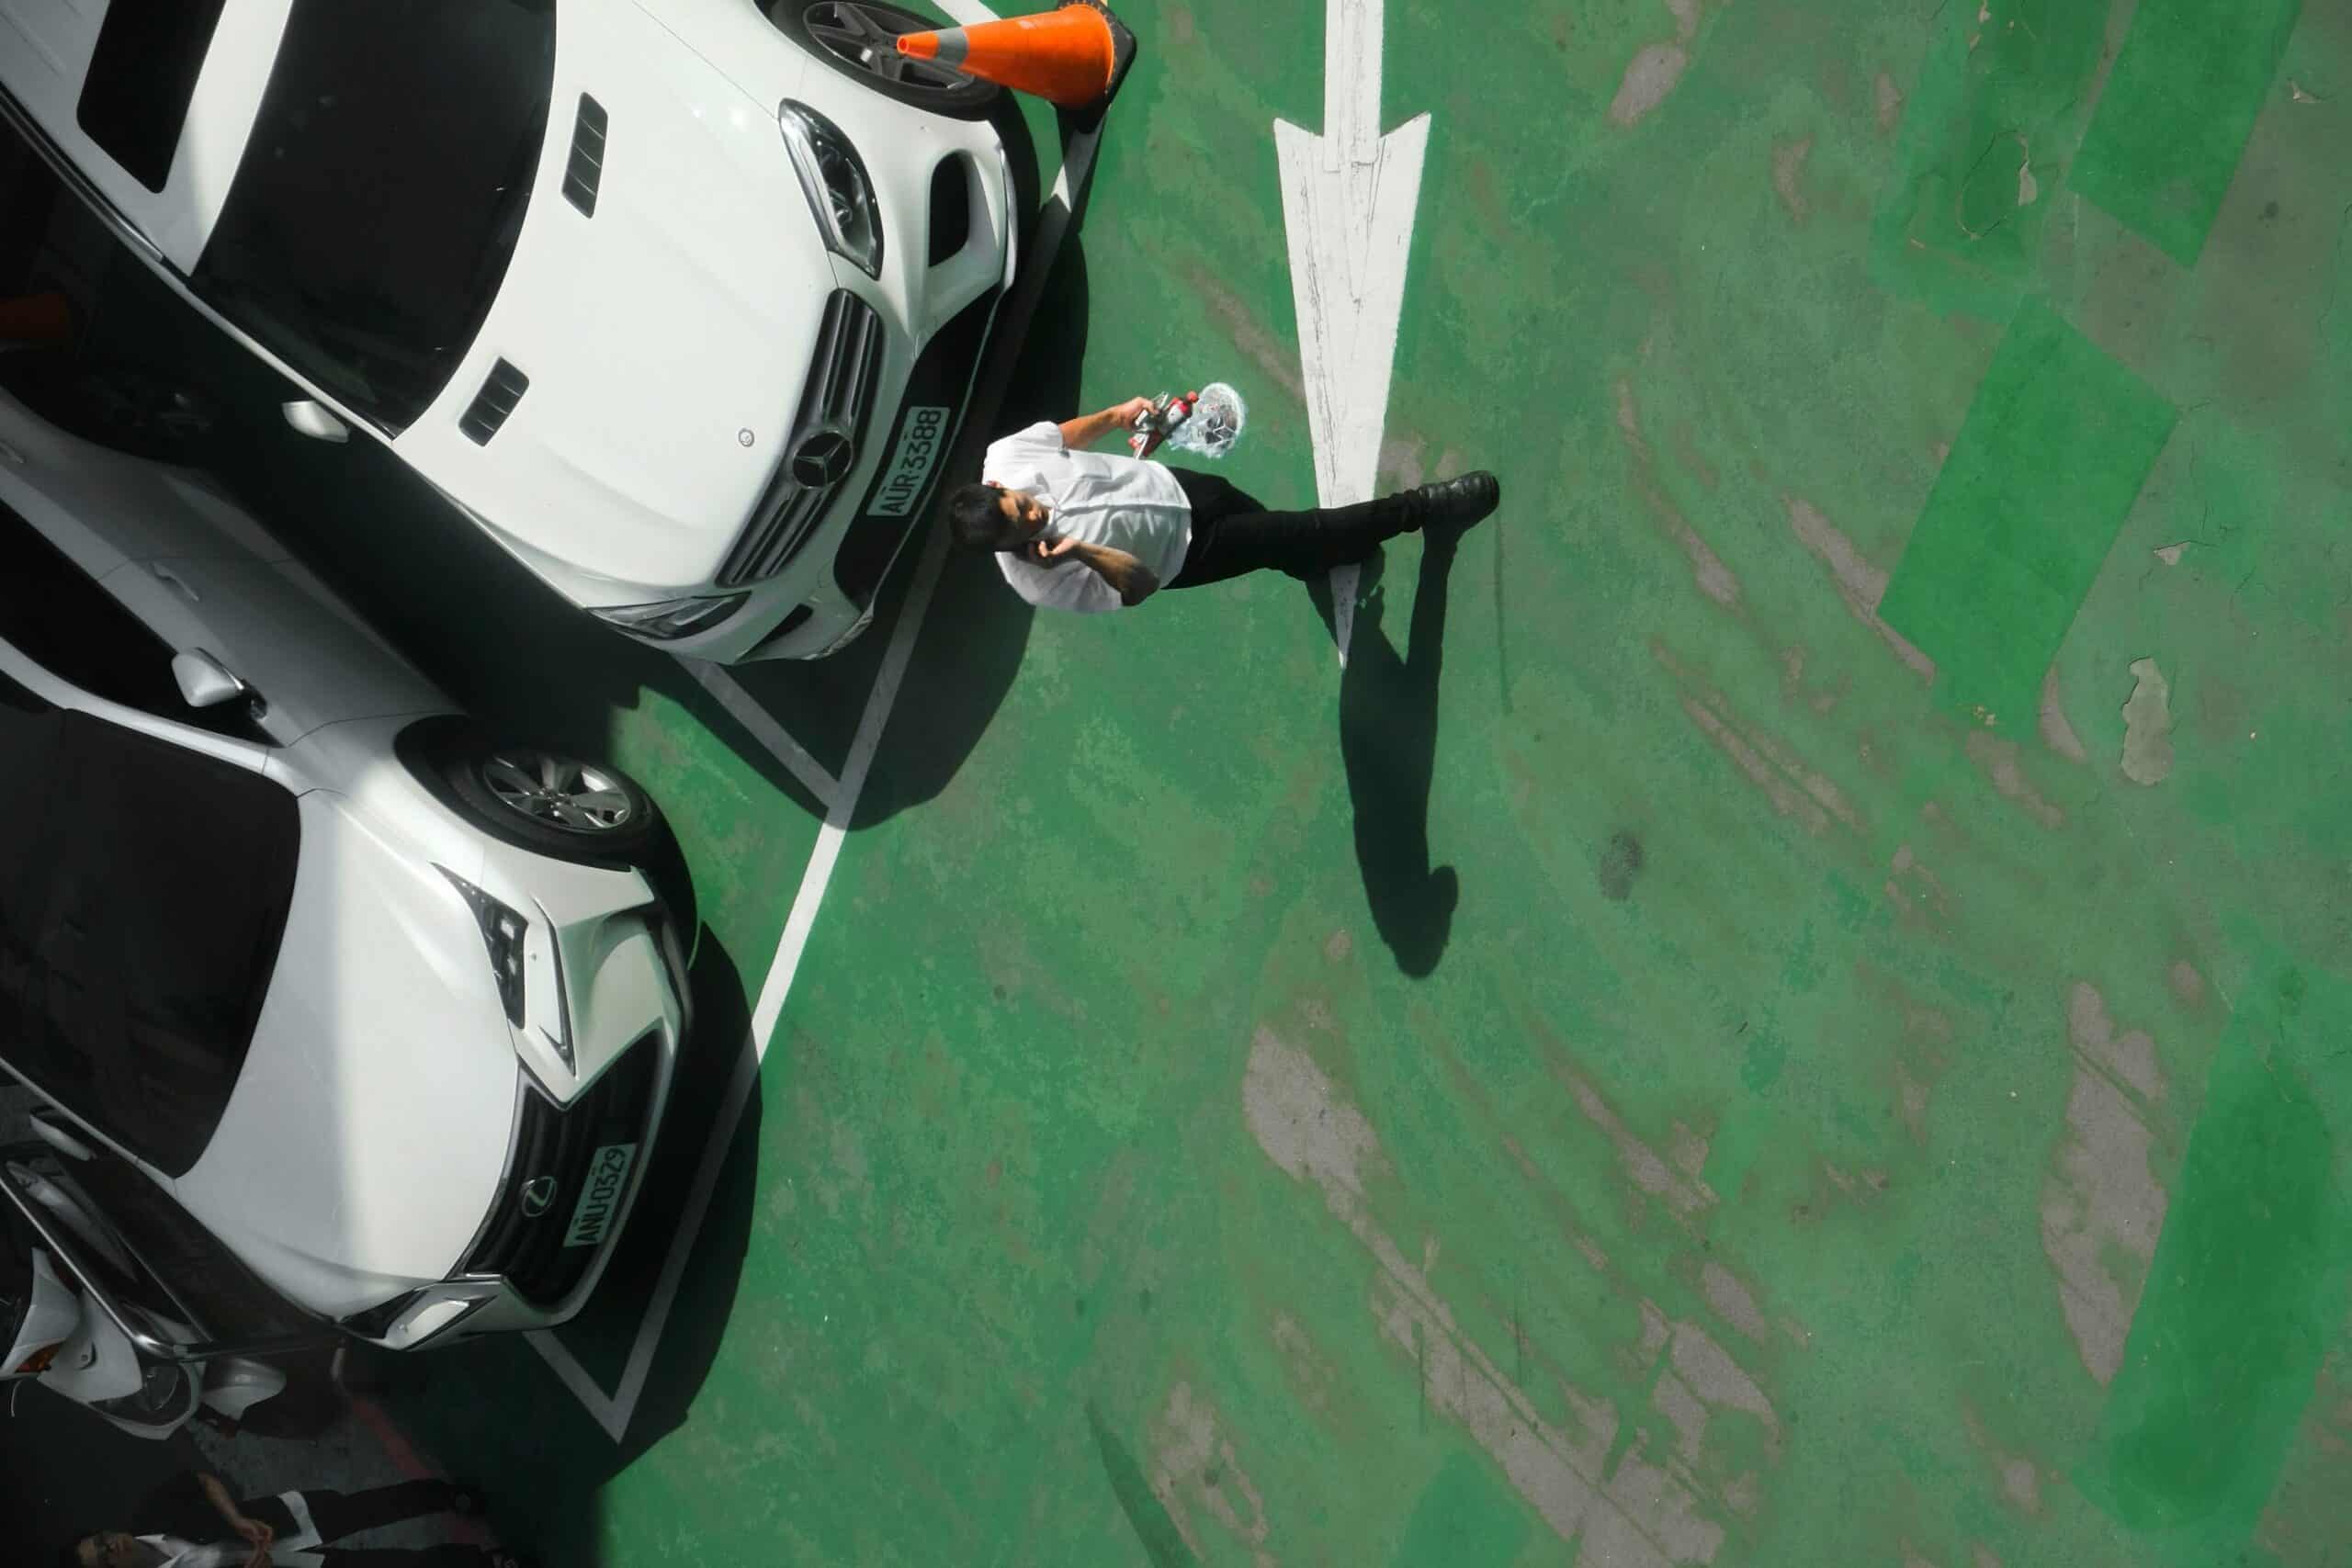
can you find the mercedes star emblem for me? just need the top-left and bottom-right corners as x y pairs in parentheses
(789, 426), (856, 489)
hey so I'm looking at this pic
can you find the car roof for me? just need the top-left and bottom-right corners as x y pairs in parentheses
(0, 0), (291, 271)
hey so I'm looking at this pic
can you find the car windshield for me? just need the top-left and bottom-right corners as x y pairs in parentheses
(0, 695), (299, 1178)
(189, 0), (558, 433)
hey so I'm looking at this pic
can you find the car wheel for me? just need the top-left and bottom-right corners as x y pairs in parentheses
(444, 739), (661, 863)
(768, 0), (1001, 118)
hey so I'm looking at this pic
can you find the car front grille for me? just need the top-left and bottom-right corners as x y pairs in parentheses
(716, 289), (883, 588)
(463, 1039), (658, 1306)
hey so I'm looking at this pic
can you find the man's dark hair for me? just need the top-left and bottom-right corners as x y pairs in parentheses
(944, 482), (1012, 551)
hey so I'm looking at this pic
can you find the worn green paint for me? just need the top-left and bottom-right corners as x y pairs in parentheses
(2072, 0), (2303, 266)
(1877, 300), (2177, 724)
(1390, 1449), (1532, 1568)
(2081, 957), (2352, 1560)
(1870, 0), (2109, 319)
(226, 0), (2352, 1563)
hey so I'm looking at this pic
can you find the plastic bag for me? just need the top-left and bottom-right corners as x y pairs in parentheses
(1162, 382), (1246, 459)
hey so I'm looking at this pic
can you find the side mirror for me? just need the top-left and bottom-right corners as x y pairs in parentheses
(280, 399), (349, 444)
(172, 649), (247, 709)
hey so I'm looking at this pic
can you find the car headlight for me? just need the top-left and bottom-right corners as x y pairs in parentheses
(438, 868), (527, 1027)
(588, 593), (747, 640)
(778, 101), (883, 277)
(437, 868), (573, 1072)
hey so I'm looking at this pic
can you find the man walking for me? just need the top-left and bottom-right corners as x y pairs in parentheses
(946, 398), (1498, 612)
(61, 1470), (525, 1568)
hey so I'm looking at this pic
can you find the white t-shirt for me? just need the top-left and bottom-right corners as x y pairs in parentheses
(141, 1491), (328, 1566)
(979, 422), (1193, 613)
(139, 1540), (241, 1568)
(141, 1544), (325, 1568)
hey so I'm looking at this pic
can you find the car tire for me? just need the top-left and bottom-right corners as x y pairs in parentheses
(767, 0), (1001, 119)
(430, 731), (662, 864)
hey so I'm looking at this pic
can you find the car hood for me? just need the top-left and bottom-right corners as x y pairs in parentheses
(392, 0), (841, 595)
(175, 793), (518, 1317)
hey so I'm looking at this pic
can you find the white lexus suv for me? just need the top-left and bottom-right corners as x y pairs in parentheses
(0, 375), (689, 1350)
(0, 0), (1016, 660)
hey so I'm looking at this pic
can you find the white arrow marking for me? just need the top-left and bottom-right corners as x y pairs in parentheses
(1277, 0), (1429, 664)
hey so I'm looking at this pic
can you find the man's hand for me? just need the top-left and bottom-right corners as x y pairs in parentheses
(1025, 536), (1156, 607)
(234, 1515), (275, 1567)
(1057, 398), (1155, 451)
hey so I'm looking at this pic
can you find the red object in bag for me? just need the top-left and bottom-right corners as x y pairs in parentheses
(1128, 391), (1197, 459)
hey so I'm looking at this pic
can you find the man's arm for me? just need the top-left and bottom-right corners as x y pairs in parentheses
(198, 1472), (243, 1526)
(1057, 398), (1152, 451)
(198, 1472), (274, 1555)
(1037, 536), (1159, 607)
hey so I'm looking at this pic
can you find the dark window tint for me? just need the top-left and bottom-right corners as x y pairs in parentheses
(74, 0), (232, 192)
(192, 0), (557, 432)
(0, 500), (267, 743)
(0, 499), (183, 716)
(0, 711), (298, 1177)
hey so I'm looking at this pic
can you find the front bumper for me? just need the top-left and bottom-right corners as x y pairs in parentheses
(610, 136), (1017, 664)
(346, 900), (691, 1348)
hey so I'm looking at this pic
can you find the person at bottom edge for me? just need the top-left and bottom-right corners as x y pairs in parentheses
(62, 1470), (529, 1568)
(946, 398), (1500, 612)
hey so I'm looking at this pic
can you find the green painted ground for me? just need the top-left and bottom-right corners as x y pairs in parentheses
(68, 0), (2352, 1562)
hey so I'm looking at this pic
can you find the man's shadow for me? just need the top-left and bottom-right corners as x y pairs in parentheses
(1312, 531), (1464, 977)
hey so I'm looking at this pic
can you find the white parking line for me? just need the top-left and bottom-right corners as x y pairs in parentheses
(933, 0), (1003, 25)
(528, 101), (1105, 1444)
(680, 659), (842, 809)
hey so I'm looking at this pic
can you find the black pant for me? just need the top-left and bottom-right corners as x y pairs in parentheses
(1164, 468), (1422, 587)
(245, 1482), (488, 1567)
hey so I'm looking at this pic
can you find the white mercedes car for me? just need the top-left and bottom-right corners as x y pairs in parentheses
(0, 0), (1016, 660)
(0, 375), (688, 1350)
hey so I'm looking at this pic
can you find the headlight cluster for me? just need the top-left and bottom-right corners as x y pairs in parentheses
(778, 101), (882, 277)
(438, 868), (526, 1028)
(438, 868), (572, 1072)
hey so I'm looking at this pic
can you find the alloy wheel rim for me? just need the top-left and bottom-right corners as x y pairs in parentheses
(481, 750), (635, 834)
(804, 2), (978, 93)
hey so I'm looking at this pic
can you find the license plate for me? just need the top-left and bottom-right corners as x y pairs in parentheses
(867, 405), (952, 517)
(562, 1143), (638, 1249)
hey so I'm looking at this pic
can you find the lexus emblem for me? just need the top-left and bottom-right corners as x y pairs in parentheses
(520, 1176), (558, 1218)
(789, 426), (856, 489)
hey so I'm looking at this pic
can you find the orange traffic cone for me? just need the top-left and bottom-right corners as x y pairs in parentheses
(897, 2), (1135, 111)
(0, 289), (74, 348)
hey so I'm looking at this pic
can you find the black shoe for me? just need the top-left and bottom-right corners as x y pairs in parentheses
(1410, 471), (1500, 533)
